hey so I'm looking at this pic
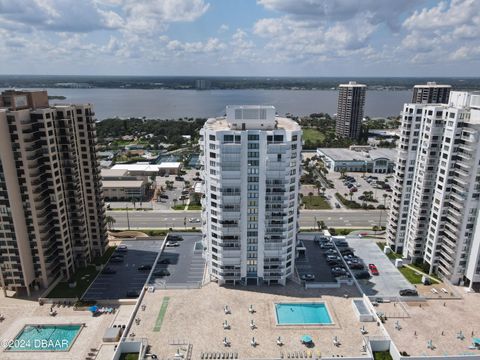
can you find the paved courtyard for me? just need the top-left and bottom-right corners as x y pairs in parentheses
(380, 290), (480, 356)
(0, 292), (127, 360)
(130, 282), (383, 359)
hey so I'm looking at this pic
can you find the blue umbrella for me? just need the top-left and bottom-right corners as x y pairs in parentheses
(88, 305), (98, 313)
(301, 335), (312, 343)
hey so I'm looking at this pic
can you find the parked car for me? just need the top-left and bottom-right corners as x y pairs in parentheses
(166, 241), (180, 247)
(102, 267), (116, 275)
(350, 187), (358, 192)
(355, 271), (371, 279)
(334, 240), (349, 247)
(340, 248), (354, 256)
(368, 263), (379, 276)
(300, 274), (315, 281)
(324, 249), (338, 255)
(327, 260), (343, 267)
(110, 256), (124, 263)
(189, 218), (201, 223)
(349, 263), (364, 270)
(117, 244), (128, 252)
(335, 203), (341, 208)
(175, 176), (185, 181)
(138, 264), (152, 271)
(167, 234), (183, 241)
(152, 269), (170, 277)
(326, 255), (340, 261)
(159, 194), (169, 199)
(126, 290), (140, 297)
(399, 289), (418, 296)
(320, 243), (334, 249)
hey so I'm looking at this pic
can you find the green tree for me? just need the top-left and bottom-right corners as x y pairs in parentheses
(105, 215), (116, 230)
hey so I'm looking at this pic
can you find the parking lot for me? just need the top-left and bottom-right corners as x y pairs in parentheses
(149, 233), (205, 289)
(83, 239), (163, 300)
(296, 233), (337, 283)
(155, 167), (200, 210)
(323, 171), (393, 209)
(345, 237), (415, 298)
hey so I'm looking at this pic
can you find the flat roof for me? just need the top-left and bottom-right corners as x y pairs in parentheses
(204, 115), (301, 132)
(318, 148), (397, 161)
(102, 180), (145, 188)
(101, 169), (128, 177)
(158, 162), (182, 168)
(111, 164), (161, 172)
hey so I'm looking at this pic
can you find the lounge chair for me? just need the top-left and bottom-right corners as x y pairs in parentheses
(200, 353), (204, 359)
(234, 352), (238, 359)
(287, 352), (291, 358)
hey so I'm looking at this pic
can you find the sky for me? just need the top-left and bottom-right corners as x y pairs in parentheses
(0, 0), (479, 77)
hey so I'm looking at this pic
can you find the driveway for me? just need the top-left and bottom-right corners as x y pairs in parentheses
(346, 237), (415, 298)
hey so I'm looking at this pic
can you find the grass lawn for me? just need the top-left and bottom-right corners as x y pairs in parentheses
(187, 204), (202, 210)
(171, 205), (186, 210)
(376, 242), (402, 260)
(119, 353), (139, 360)
(303, 128), (326, 144)
(47, 265), (99, 298)
(92, 246), (116, 266)
(373, 351), (393, 360)
(302, 195), (331, 209)
(399, 266), (423, 284)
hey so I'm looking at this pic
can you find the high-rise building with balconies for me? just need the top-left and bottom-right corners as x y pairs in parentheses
(199, 106), (302, 286)
(412, 82), (451, 104)
(335, 81), (366, 140)
(386, 91), (480, 289)
(0, 90), (107, 295)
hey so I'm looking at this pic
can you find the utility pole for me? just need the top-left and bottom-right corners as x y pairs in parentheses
(126, 205), (131, 230)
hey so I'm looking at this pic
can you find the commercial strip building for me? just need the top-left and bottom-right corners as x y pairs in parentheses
(111, 162), (182, 176)
(317, 146), (396, 173)
(0, 90), (107, 295)
(335, 81), (366, 140)
(386, 91), (480, 289)
(200, 105), (302, 286)
(101, 169), (149, 201)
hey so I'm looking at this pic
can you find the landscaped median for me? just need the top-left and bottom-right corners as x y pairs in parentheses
(302, 194), (332, 209)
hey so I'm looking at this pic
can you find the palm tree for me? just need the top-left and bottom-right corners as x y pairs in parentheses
(321, 187), (326, 196)
(105, 216), (116, 231)
(383, 193), (389, 208)
(315, 182), (321, 195)
(173, 198), (178, 208)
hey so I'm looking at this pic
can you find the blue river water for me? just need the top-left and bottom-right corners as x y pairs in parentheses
(4, 88), (412, 120)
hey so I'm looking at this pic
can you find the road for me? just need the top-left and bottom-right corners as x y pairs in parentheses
(107, 209), (388, 229)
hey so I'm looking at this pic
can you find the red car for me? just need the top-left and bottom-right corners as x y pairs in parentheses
(368, 263), (379, 275)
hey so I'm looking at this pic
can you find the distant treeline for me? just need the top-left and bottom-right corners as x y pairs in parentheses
(1, 75), (480, 91)
(96, 118), (206, 148)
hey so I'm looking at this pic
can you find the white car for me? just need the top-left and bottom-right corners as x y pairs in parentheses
(189, 218), (201, 223)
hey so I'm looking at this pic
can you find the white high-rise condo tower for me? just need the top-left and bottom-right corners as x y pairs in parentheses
(200, 106), (302, 286)
(386, 91), (480, 289)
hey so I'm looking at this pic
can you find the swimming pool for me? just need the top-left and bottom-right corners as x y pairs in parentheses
(6, 324), (83, 351)
(275, 303), (333, 325)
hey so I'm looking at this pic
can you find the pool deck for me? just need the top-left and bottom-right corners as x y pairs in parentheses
(379, 288), (480, 357)
(0, 292), (133, 360)
(130, 282), (384, 359)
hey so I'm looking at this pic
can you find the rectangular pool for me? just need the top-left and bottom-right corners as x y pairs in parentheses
(6, 324), (83, 351)
(275, 303), (333, 325)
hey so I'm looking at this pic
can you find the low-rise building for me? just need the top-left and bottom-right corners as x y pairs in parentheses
(101, 169), (149, 201)
(317, 147), (396, 173)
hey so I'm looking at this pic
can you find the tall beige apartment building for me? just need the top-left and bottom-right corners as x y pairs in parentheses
(0, 90), (107, 295)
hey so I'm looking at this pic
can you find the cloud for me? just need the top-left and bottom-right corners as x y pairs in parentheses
(166, 37), (225, 54)
(399, 0), (480, 63)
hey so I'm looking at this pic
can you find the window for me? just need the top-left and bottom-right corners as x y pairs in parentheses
(209, 135), (216, 141)
(248, 134), (259, 140)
